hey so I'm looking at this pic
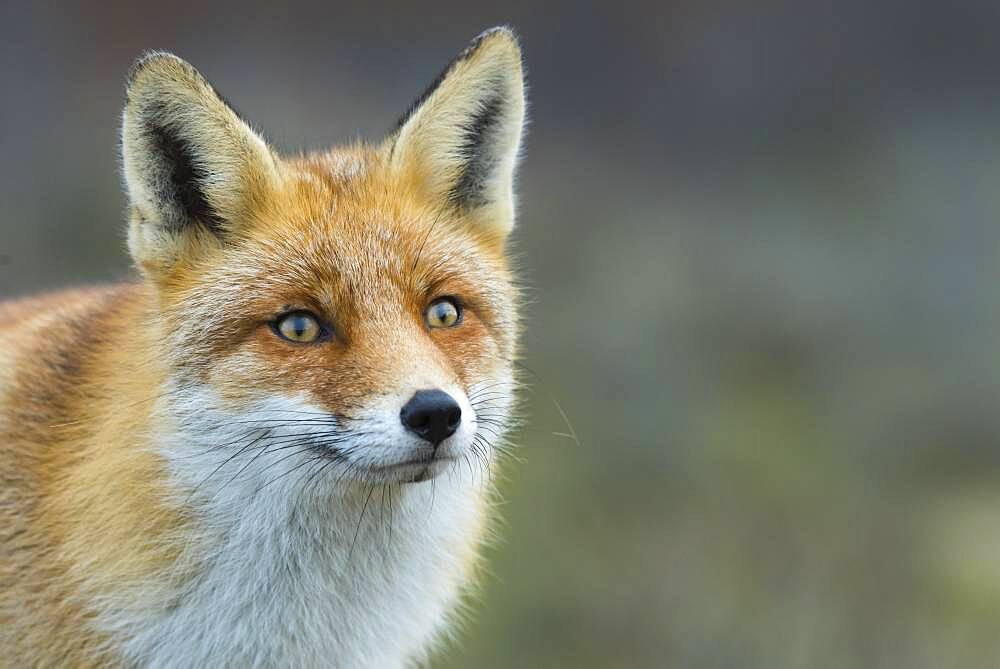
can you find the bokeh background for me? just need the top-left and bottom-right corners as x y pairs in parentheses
(4, 1), (1000, 666)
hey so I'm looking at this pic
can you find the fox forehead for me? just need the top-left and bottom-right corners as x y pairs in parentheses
(161, 152), (513, 316)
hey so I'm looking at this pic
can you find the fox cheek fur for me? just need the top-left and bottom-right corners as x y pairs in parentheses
(0, 27), (525, 667)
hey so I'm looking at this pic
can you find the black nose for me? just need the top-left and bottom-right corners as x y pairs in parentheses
(400, 389), (462, 445)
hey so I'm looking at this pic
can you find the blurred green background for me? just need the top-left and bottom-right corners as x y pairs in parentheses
(4, 1), (1000, 666)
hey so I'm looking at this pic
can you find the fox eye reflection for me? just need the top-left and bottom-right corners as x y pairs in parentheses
(274, 312), (324, 343)
(426, 298), (462, 329)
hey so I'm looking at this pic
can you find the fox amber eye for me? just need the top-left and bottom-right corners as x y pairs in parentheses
(426, 298), (462, 329)
(275, 312), (322, 343)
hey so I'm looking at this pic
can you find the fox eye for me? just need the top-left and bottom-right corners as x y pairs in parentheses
(274, 312), (323, 343)
(426, 298), (462, 329)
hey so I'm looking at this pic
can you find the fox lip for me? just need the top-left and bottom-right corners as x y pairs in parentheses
(374, 455), (459, 482)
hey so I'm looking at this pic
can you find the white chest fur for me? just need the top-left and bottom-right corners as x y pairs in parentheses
(137, 481), (479, 667)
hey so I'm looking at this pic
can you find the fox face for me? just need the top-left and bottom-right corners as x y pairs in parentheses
(122, 30), (524, 490)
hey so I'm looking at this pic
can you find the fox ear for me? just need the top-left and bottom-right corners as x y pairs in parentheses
(389, 27), (526, 239)
(121, 52), (279, 273)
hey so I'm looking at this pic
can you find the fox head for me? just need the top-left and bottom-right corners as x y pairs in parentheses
(120, 28), (524, 490)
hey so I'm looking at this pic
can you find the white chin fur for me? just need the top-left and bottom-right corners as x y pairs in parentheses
(97, 378), (512, 668)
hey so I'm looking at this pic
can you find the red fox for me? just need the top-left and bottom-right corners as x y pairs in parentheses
(0, 27), (524, 667)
